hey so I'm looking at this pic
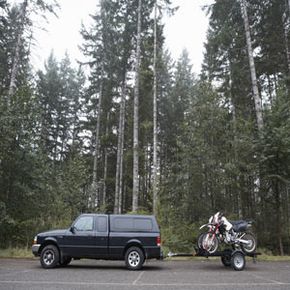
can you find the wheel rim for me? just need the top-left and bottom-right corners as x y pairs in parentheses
(245, 239), (253, 250)
(234, 254), (244, 269)
(243, 235), (255, 252)
(43, 250), (55, 266)
(203, 234), (218, 253)
(128, 251), (140, 267)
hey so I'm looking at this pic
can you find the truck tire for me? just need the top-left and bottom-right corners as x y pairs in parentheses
(40, 245), (59, 269)
(125, 246), (145, 270)
(59, 256), (72, 267)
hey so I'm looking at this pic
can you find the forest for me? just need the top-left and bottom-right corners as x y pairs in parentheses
(0, 0), (290, 255)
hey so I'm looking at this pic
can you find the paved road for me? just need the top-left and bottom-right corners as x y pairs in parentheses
(0, 258), (289, 290)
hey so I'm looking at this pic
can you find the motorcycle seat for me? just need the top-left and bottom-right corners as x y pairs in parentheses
(230, 220), (249, 232)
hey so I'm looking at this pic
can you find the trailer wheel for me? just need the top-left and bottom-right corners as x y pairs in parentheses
(221, 249), (232, 267)
(231, 251), (246, 271)
(221, 255), (231, 267)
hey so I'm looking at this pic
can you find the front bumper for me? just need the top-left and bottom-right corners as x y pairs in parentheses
(31, 244), (41, 256)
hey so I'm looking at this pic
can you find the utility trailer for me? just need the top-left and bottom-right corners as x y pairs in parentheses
(168, 248), (260, 271)
(196, 248), (261, 271)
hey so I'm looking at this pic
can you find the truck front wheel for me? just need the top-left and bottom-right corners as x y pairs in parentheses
(40, 245), (59, 269)
(59, 256), (72, 267)
(125, 246), (145, 270)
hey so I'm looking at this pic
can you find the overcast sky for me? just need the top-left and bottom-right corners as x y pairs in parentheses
(30, 0), (214, 74)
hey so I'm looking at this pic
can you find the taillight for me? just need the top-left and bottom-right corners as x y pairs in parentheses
(156, 236), (161, 247)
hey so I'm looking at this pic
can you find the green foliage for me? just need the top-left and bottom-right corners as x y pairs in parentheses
(161, 223), (198, 254)
(1, 0), (290, 256)
(0, 247), (32, 258)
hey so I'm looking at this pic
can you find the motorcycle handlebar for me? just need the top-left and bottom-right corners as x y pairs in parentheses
(199, 223), (214, 230)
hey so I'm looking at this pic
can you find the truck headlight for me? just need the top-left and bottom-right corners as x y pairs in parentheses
(33, 236), (37, 245)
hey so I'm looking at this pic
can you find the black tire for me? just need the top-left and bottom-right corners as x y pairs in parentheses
(241, 233), (256, 254)
(40, 245), (59, 269)
(125, 246), (145, 270)
(59, 256), (72, 267)
(197, 233), (205, 250)
(202, 233), (219, 254)
(221, 251), (232, 267)
(231, 251), (246, 271)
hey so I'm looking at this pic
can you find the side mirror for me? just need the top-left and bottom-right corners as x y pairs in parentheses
(70, 226), (75, 233)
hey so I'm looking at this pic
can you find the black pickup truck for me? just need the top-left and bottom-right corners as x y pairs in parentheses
(32, 214), (161, 270)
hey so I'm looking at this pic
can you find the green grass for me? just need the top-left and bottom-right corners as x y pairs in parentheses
(0, 247), (34, 259)
(258, 255), (290, 261)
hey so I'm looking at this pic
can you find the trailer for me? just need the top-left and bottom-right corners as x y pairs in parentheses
(168, 248), (260, 271)
(197, 248), (261, 271)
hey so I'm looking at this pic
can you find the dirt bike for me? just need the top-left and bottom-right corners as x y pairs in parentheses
(197, 212), (257, 254)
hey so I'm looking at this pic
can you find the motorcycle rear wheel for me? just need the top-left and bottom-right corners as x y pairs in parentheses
(241, 232), (256, 254)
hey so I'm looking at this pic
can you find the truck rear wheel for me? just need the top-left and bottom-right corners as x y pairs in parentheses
(125, 246), (145, 270)
(40, 245), (59, 269)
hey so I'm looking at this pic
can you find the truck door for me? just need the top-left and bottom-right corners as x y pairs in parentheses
(94, 215), (109, 258)
(63, 215), (96, 257)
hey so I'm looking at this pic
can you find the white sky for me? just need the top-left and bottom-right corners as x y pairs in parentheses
(30, 0), (214, 74)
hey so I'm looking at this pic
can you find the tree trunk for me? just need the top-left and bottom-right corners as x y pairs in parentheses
(92, 67), (104, 209)
(284, 19), (290, 74)
(114, 81), (126, 214)
(240, 0), (263, 131)
(132, 0), (142, 212)
(102, 113), (110, 207)
(118, 100), (125, 214)
(152, 0), (158, 215)
(286, 187), (290, 237)
(228, 60), (241, 217)
(8, 0), (28, 101)
(283, 2), (290, 76)
(275, 180), (284, 256)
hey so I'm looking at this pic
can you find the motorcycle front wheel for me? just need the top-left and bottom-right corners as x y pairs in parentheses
(202, 233), (219, 254)
(197, 233), (205, 250)
(241, 232), (256, 254)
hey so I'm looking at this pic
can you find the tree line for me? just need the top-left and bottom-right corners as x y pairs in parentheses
(0, 0), (289, 255)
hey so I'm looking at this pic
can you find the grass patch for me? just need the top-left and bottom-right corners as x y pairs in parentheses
(258, 255), (290, 262)
(0, 247), (33, 259)
(256, 248), (290, 261)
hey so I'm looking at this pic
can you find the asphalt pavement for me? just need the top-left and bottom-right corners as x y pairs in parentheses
(0, 258), (290, 290)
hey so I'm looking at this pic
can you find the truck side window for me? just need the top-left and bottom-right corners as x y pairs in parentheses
(97, 216), (107, 232)
(74, 216), (94, 231)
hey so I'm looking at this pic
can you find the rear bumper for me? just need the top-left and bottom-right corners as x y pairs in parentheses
(32, 244), (41, 256)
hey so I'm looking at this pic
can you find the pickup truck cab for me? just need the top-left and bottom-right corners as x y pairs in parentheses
(32, 214), (162, 270)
